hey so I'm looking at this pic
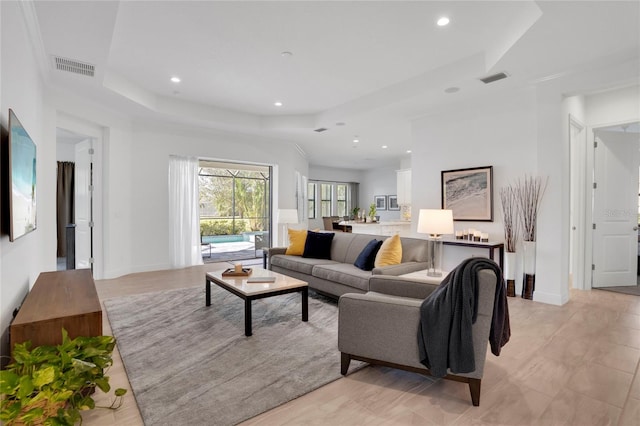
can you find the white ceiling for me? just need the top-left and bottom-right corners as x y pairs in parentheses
(33, 1), (640, 169)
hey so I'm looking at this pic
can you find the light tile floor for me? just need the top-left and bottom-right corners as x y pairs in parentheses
(84, 264), (640, 425)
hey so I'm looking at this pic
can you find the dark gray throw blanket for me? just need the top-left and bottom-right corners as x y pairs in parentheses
(418, 257), (510, 378)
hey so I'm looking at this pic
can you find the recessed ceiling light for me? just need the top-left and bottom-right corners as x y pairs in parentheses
(281, 51), (293, 57)
(437, 17), (450, 26)
(382, 145), (388, 149)
(274, 101), (283, 107)
(353, 137), (359, 143)
(406, 150), (412, 153)
(170, 76), (181, 83)
(445, 86), (460, 94)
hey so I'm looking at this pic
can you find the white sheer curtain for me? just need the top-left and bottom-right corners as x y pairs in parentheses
(295, 171), (307, 224)
(168, 155), (203, 268)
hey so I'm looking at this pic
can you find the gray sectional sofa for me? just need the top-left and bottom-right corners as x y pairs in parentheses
(266, 231), (430, 298)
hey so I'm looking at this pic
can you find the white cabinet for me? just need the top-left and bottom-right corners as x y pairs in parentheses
(397, 169), (411, 205)
(348, 222), (411, 237)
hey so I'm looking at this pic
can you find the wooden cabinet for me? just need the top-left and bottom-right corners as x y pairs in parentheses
(10, 269), (102, 351)
(396, 169), (411, 205)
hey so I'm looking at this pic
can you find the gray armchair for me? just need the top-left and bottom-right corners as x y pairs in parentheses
(338, 270), (498, 406)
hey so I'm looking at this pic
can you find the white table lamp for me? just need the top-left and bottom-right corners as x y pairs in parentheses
(417, 209), (454, 277)
(277, 209), (299, 246)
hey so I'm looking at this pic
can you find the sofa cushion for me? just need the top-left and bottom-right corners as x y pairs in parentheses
(303, 231), (335, 259)
(285, 229), (307, 255)
(271, 254), (337, 275)
(354, 239), (383, 271)
(312, 263), (373, 292)
(374, 234), (403, 267)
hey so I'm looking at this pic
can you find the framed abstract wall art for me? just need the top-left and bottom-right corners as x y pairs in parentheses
(374, 195), (386, 211)
(441, 166), (493, 221)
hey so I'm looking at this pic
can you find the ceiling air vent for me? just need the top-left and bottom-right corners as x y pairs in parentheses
(53, 56), (95, 77)
(314, 127), (328, 133)
(479, 72), (508, 84)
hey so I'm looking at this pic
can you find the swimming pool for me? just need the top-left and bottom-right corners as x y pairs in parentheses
(201, 235), (244, 244)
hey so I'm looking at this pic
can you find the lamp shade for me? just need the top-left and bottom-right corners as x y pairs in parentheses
(277, 209), (299, 224)
(417, 209), (454, 236)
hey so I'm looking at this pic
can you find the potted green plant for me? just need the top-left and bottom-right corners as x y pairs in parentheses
(351, 207), (360, 220)
(0, 329), (126, 426)
(368, 203), (377, 222)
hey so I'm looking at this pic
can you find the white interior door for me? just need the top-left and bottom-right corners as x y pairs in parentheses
(592, 128), (639, 287)
(75, 139), (93, 271)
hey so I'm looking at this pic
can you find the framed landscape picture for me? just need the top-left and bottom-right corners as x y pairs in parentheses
(374, 195), (386, 211)
(388, 195), (399, 210)
(441, 166), (493, 221)
(8, 109), (38, 241)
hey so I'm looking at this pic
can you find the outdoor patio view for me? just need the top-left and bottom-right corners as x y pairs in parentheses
(199, 161), (271, 263)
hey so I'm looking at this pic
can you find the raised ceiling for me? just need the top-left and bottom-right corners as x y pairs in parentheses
(32, 1), (640, 169)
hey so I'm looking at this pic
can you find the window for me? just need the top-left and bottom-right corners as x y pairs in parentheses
(336, 184), (347, 217)
(307, 180), (359, 219)
(198, 161), (271, 238)
(320, 184), (332, 217)
(307, 182), (316, 219)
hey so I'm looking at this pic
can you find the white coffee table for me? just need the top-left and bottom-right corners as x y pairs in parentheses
(205, 269), (308, 336)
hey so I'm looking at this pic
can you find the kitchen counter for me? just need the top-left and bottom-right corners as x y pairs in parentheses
(339, 220), (412, 237)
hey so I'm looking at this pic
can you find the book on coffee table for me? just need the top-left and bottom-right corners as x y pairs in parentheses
(246, 276), (276, 283)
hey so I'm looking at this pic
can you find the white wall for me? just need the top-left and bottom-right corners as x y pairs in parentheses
(43, 87), (309, 277)
(128, 121), (307, 273)
(586, 85), (640, 127)
(412, 88), (538, 235)
(411, 77), (639, 305)
(359, 165), (402, 222)
(46, 88), (135, 280)
(0, 1), (48, 359)
(308, 165), (361, 184)
(411, 88), (541, 295)
(44, 91), (309, 277)
(56, 142), (76, 161)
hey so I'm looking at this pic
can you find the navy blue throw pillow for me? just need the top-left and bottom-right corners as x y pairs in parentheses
(354, 239), (383, 271)
(302, 231), (335, 259)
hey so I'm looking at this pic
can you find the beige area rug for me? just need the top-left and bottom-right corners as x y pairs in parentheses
(104, 285), (361, 426)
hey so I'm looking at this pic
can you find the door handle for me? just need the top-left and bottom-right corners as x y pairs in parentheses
(634, 226), (638, 231)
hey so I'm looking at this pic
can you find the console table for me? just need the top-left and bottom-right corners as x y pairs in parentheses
(10, 269), (102, 351)
(443, 239), (504, 269)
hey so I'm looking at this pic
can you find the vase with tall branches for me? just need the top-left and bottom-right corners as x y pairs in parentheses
(515, 175), (547, 299)
(500, 185), (519, 297)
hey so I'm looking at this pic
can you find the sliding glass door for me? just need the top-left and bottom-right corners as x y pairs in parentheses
(198, 161), (271, 262)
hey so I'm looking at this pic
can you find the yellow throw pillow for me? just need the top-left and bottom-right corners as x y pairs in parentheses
(374, 234), (402, 267)
(285, 229), (308, 255)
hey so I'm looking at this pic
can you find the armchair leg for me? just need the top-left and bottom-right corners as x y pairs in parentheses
(469, 378), (481, 406)
(341, 352), (351, 375)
